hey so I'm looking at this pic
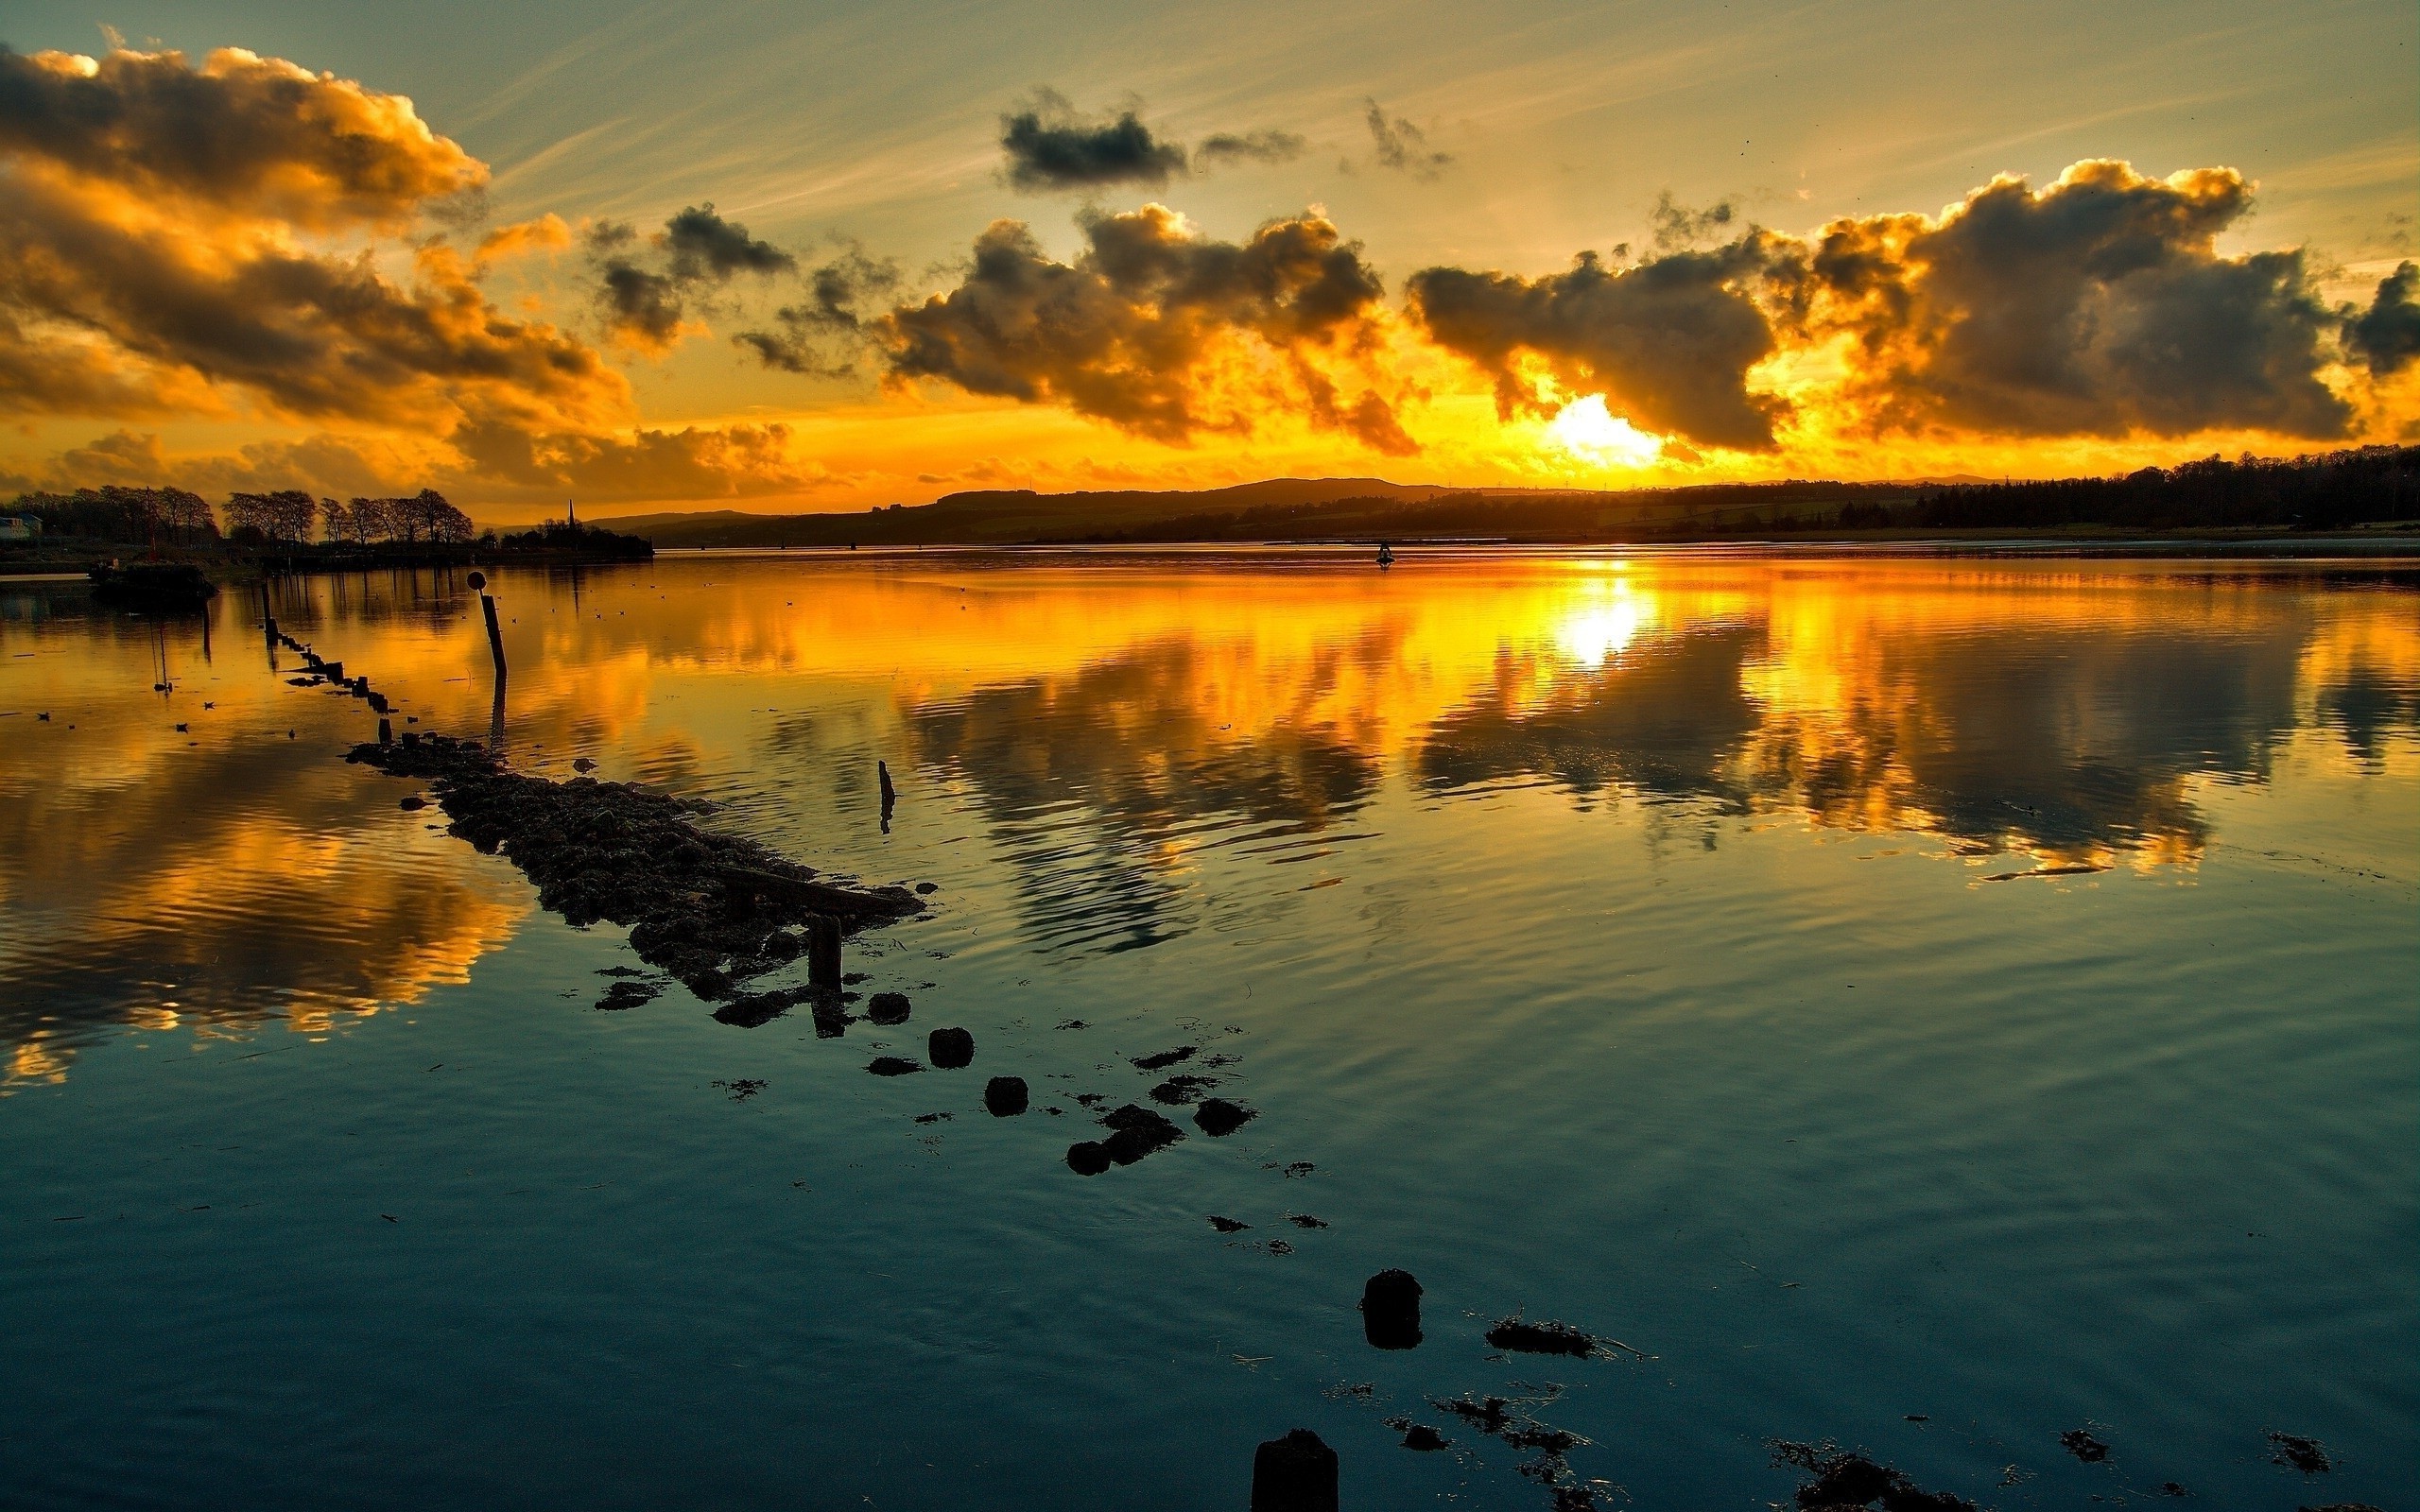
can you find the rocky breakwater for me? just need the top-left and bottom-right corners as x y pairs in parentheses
(349, 731), (924, 999)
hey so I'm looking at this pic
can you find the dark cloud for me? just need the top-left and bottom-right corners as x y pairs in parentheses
(1197, 129), (1308, 167)
(1361, 100), (1451, 180)
(875, 206), (1409, 449)
(0, 44), (482, 228)
(735, 246), (901, 375)
(662, 202), (796, 280)
(1649, 193), (1739, 252)
(1000, 88), (1188, 192)
(1408, 238), (1800, 450)
(2344, 261), (2420, 377)
(596, 261), (686, 352)
(590, 203), (796, 352)
(1810, 161), (2352, 438)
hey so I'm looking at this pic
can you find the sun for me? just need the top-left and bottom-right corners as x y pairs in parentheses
(1546, 395), (1664, 468)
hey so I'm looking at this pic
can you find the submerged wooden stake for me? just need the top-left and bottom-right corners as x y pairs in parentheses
(804, 913), (842, 992)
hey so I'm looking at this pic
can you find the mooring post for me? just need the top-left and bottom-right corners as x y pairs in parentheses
(259, 580), (278, 647)
(378, 717), (392, 747)
(1250, 1430), (1338, 1512)
(804, 913), (843, 993)
(467, 570), (507, 688)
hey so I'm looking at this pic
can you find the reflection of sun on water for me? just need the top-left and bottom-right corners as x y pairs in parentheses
(1547, 395), (1664, 468)
(1555, 577), (1645, 667)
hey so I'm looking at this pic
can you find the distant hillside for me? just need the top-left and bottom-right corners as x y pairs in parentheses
(587, 475), (1923, 547)
(589, 477), (1459, 547)
(583, 449), (2420, 548)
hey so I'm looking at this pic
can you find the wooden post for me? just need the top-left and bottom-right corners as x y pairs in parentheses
(378, 717), (392, 746)
(468, 570), (507, 688)
(804, 914), (842, 993)
(1251, 1431), (1338, 1512)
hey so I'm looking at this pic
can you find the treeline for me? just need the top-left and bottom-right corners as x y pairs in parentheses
(1065, 481), (1925, 544)
(9, 485), (475, 545)
(1915, 446), (2420, 532)
(494, 519), (654, 560)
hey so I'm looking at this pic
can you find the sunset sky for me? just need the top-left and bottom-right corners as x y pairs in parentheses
(3, 0), (2414, 522)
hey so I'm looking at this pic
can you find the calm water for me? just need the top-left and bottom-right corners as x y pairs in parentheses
(2, 551), (2413, 1510)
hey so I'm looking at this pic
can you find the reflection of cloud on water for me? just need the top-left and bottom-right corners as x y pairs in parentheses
(1418, 627), (1764, 803)
(910, 638), (1382, 954)
(0, 593), (527, 1092)
(1413, 578), (2399, 868)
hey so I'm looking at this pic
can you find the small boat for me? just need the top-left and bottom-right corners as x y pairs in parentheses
(1376, 542), (1396, 568)
(88, 561), (218, 611)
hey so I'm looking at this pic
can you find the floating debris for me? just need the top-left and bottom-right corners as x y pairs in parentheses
(1770, 1440), (1978, 1512)
(1208, 1215), (1251, 1233)
(1285, 1213), (1328, 1228)
(1392, 1420), (1450, 1452)
(1098, 1103), (1184, 1165)
(1150, 1074), (1217, 1106)
(2267, 1433), (2332, 1475)
(867, 1057), (922, 1076)
(2061, 1428), (2111, 1463)
(1194, 1098), (1256, 1137)
(596, 980), (660, 1011)
(1487, 1317), (1601, 1358)
(1130, 1045), (1198, 1071)
(711, 1078), (765, 1102)
(715, 984), (815, 1028)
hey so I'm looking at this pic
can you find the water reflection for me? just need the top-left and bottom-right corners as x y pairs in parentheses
(911, 637), (1383, 952)
(3, 554), (2413, 1084)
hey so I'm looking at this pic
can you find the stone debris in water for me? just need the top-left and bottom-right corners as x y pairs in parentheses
(1487, 1317), (1600, 1358)
(867, 1057), (922, 1076)
(1250, 1428), (1337, 1512)
(866, 992), (911, 1025)
(927, 1027), (974, 1069)
(2267, 1433), (2332, 1475)
(1434, 1396), (1512, 1435)
(1285, 1213), (1327, 1228)
(1769, 1440), (1979, 1512)
(1194, 1098), (1256, 1137)
(714, 984), (816, 1028)
(1130, 1045), (1197, 1071)
(2060, 1428), (2111, 1463)
(1064, 1141), (1111, 1176)
(1209, 1215), (1251, 1233)
(1360, 1269), (1423, 1350)
(1098, 1103), (1184, 1165)
(596, 980), (660, 1011)
(1389, 1420), (1450, 1452)
(1150, 1074), (1217, 1106)
(347, 733), (922, 1002)
(983, 1076), (1028, 1116)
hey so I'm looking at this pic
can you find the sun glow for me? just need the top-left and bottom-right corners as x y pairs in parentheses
(1546, 395), (1664, 468)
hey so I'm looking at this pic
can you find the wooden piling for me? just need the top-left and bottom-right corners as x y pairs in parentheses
(804, 914), (843, 992)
